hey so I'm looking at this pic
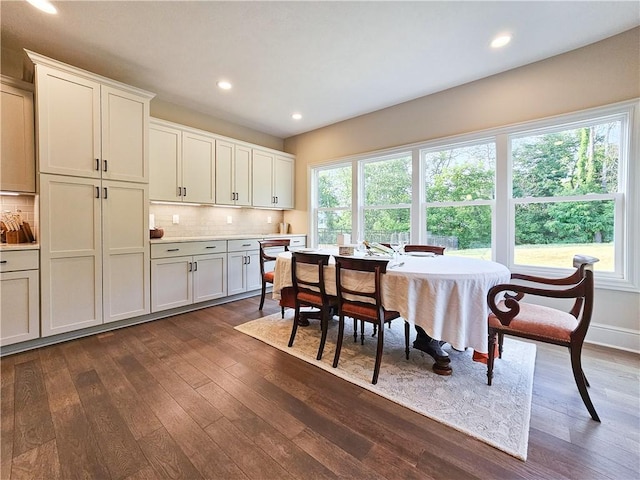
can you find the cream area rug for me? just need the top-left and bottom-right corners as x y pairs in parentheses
(235, 310), (536, 461)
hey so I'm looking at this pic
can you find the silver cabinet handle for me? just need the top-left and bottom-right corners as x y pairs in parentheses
(193, 261), (198, 271)
(167, 248), (180, 252)
(0, 260), (7, 264)
(95, 158), (100, 171)
(183, 187), (187, 197)
(103, 187), (108, 199)
(96, 186), (100, 198)
(103, 159), (108, 172)
(205, 246), (216, 249)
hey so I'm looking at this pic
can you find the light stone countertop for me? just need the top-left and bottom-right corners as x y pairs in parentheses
(149, 233), (306, 244)
(0, 242), (39, 251)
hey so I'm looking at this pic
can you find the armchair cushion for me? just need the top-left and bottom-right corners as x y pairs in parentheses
(489, 301), (578, 343)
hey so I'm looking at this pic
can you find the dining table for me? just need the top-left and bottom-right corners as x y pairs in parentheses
(272, 249), (511, 361)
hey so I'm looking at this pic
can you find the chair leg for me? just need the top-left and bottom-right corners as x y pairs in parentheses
(361, 320), (366, 345)
(288, 305), (300, 348)
(487, 330), (497, 386)
(317, 308), (329, 360)
(498, 332), (504, 359)
(569, 345), (601, 422)
(404, 321), (410, 360)
(259, 281), (267, 310)
(333, 314), (346, 368)
(372, 321), (384, 385)
(353, 318), (358, 343)
(281, 306), (285, 318)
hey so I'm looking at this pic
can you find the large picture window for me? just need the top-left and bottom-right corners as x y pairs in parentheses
(314, 163), (352, 248)
(309, 101), (637, 289)
(510, 116), (623, 272)
(360, 153), (412, 244)
(421, 140), (496, 259)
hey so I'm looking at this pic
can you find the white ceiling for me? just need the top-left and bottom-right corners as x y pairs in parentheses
(2, 1), (639, 139)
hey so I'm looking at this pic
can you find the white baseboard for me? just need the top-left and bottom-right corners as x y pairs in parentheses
(586, 322), (640, 354)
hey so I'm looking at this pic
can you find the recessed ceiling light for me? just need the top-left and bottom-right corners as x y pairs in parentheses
(217, 80), (232, 90)
(291, 113), (302, 120)
(27, 0), (57, 14)
(491, 34), (512, 49)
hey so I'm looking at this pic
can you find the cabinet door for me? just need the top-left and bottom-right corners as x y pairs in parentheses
(274, 155), (294, 209)
(40, 174), (103, 336)
(245, 250), (262, 291)
(151, 257), (192, 312)
(182, 131), (215, 204)
(149, 123), (182, 201)
(215, 140), (235, 205)
(235, 145), (252, 206)
(193, 253), (227, 302)
(35, 65), (101, 178)
(227, 251), (247, 296)
(102, 181), (150, 323)
(0, 270), (39, 346)
(0, 83), (35, 192)
(252, 149), (275, 207)
(101, 85), (149, 183)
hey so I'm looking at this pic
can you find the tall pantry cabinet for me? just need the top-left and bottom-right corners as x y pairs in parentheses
(27, 51), (155, 336)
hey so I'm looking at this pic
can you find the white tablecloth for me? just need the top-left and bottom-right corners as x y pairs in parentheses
(273, 251), (511, 354)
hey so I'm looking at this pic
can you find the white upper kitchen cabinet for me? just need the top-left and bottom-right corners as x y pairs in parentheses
(252, 149), (294, 209)
(149, 121), (181, 202)
(0, 77), (35, 193)
(28, 51), (153, 183)
(215, 139), (252, 206)
(149, 118), (216, 204)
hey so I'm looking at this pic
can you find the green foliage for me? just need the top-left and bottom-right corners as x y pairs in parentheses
(316, 122), (619, 248)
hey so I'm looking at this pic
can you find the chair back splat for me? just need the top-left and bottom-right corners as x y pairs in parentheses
(403, 245), (446, 255)
(486, 254), (600, 421)
(258, 239), (290, 315)
(288, 252), (337, 361)
(333, 256), (410, 384)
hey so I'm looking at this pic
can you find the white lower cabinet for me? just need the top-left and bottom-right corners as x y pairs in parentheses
(40, 174), (150, 337)
(151, 241), (227, 312)
(0, 250), (40, 346)
(227, 239), (261, 296)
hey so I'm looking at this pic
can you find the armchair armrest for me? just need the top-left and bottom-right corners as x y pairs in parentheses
(487, 277), (588, 326)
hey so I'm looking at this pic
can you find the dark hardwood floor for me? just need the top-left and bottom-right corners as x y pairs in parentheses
(1, 296), (639, 479)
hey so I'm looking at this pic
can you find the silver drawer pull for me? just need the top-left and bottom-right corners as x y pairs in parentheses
(0, 260), (7, 264)
(205, 246), (216, 249)
(242, 243), (251, 247)
(167, 248), (180, 252)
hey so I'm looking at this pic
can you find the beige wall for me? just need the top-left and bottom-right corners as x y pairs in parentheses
(151, 99), (283, 151)
(283, 27), (640, 352)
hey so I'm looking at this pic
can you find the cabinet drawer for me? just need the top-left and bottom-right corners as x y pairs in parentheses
(0, 250), (39, 272)
(227, 239), (260, 252)
(288, 236), (306, 248)
(151, 240), (228, 259)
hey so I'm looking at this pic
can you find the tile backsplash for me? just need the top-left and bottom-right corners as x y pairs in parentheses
(149, 204), (286, 238)
(0, 194), (38, 243)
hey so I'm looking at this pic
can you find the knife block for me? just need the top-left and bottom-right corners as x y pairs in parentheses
(5, 229), (27, 244)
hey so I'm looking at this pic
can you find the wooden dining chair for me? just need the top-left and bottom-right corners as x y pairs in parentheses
(258, 239), (290, 316)
(486, 254), (600, 421)
(288, 252), (338, 361)
(404, 244), (446, 255)
(332, 256), (410, 384)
